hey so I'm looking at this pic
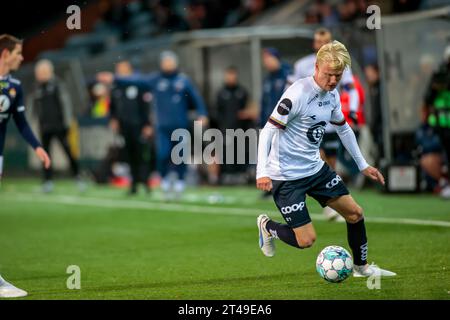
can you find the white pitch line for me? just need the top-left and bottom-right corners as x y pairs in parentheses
(3, 192), (450, 228)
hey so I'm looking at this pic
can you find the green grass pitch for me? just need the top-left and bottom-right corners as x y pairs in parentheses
(0, 178), (449, 300)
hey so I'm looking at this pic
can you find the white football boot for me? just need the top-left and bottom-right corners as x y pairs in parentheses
(353, 263), (397, 277)
(0, 276), (27, 298)
(257, 214), (275, 257)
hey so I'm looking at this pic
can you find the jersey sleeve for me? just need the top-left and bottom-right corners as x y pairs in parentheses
(330, 91), (346, 125)
(267, 89), (299, 130)
(12, 86), (41, 149)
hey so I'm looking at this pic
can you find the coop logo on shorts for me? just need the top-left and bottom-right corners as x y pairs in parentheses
(326, 175), (342, 189)
(281, 201), (305, 215)
(306, 121), (326, 144)
(0, 95), (11, 113)
(277, 98), (292, 116)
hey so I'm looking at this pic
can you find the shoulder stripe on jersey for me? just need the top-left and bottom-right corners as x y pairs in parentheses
(268, 117), (286, 130)
(330, 119), (346, 126)
(9, 78), (21, 85)
(17, 106), (25, 112)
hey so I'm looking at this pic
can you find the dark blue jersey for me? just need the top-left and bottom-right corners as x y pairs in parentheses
(0, 74), (41, 157)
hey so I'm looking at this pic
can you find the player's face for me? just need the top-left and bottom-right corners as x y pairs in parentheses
(115, 61), (133, 76)
(262, 53), (280, 72)
(160, 57), (177, 73)
(7, 44), (24, 71)
(224, 70), (238, 86)
(314, 61), (343, 91)
(35, 63), (53, 83)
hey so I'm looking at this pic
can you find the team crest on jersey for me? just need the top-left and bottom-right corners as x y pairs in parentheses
(9, 88), (17, 98)
(306, 121), (326, 144)
(277, 98), (292, 116)
(0, 95), (11, 113)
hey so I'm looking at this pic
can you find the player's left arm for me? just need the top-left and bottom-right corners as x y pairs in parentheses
(12, 86), (51, 169)
(331, 94), (384, 185)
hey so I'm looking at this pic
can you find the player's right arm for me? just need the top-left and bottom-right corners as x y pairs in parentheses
(256, 88), (298, 191)
(256, 122), (279, 191)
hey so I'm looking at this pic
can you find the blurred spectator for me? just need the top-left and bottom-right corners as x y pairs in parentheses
(98, 0), (131, 39)
(90, 82), (111, 118)
(422, 45), (450, 198)
(30, 59), (83, 193)
(109, 59), (153, 195)
(98, 50), (209, 200)
(260, 47), (290, 128)
(415, 123), (449, 195)
(364, 63), (383, 160)
(259, 47), (290, 197)
(215, 66), (249, 184)
(316, 0), (340, 28)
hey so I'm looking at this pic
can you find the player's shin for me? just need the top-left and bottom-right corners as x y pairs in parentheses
(346, 218), (368, 266)
(266, 220), (301, 249)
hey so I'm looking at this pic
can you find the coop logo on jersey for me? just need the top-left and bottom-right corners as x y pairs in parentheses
(281, 201), (305, 215)
(326, 174), (342, 189)
(277, 98), (292, 116)
(0, 95), (11, 113)
(318, 100), (330, 107)
(306, 121), (326, 144)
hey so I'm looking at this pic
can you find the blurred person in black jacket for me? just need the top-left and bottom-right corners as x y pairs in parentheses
(216, 66), (249, 184)
(109, 59), (153, 195)
(30, 59), (82, 193)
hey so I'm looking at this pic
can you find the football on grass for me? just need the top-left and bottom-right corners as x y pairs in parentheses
(316, 246), (353, 283)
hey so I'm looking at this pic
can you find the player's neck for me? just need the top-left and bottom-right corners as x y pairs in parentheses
(0, 61), (10, 78)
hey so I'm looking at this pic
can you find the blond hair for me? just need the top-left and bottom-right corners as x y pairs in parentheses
(316, 40), (351, 71)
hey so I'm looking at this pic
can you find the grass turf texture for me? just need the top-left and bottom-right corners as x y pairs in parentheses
(0, 178), (449, 300)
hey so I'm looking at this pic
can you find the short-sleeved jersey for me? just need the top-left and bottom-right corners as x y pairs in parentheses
(265, 76), (345, 181)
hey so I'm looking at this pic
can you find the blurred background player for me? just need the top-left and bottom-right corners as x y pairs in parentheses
(98, 51), (208, 200)
(30, 59), (84, 193)
(259, 47), (291, 198)
(422, 45), (450, 199)
(287, 27), (360, 221)
(0, 34), (51, 298)
(215, 66), (249, 185)
(109, 59), (153, 195)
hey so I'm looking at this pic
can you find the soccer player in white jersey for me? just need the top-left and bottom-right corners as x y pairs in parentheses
(288, 28), (361, 222)
(256, 40), (396, 277)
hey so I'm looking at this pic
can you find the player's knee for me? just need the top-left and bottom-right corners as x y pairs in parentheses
(297, 235), (316, 249)
(346, 205), (364, 224)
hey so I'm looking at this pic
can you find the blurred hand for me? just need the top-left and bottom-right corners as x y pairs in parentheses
(35, 147), (51, 169)
(197, 116), (209, 127)
(362, 166), (385, 186)
(256, 177), (273, 192)
(97, 72), (114, 85)
(141, 125), (153, 139)
(109, 119), (120, 133)
(349, 111), (358, 126)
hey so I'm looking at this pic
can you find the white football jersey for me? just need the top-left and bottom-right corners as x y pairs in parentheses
(265, 76), (345, 181)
